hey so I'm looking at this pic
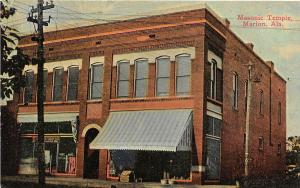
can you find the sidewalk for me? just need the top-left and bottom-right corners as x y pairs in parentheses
(1, 176), (237, 188)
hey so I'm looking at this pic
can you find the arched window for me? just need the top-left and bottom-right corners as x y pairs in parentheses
(210, 60), (217, 99)
(135, 59), (148, 98)
(53, 67), (64, 101)
(117, 61), (130, 98)
(259, 90), (264, 115)
(175, 54), (191, 96)
(232, 72), (238, 109)
(24, 70), (34, 103)
(89, 63), (103, 99)
(156, 56), (170, 96)
(67, 66), (79, 101)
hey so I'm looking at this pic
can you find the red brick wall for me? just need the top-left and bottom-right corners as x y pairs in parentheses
(16, 8), (286, 184)
(221, 28), (286, 181)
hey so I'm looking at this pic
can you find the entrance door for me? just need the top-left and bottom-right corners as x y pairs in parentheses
(205, 137), (221, 180)
(44, 142), (58, 174)
(83, 128), (99, 179)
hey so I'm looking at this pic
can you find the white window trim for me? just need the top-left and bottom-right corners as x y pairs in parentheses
(66, 65), (80, 101)
(175, 53), (192, 96)
(89, 62), (104, 100)
(52, 66), (64, 101)
(134, 58), (149, 98)
(113, 47), (196, 66)
(155, 56), (171, 97)
(116, 60), (130, 98)
(209, 59), (217, 99)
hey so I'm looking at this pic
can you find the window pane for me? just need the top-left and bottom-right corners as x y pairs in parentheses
(53, 85), (63, 101)
(68, 84), (78, 101)
(68, 67), (79, 101)
(156, 77), (169, 96)
(69, 67), (79, 83)
(118, 62), (130, 80)
(205, 138), (220, 179)
(92, 64), (103, 83)
(54, 68), (64, 85)
(91, 82), (102, 99)
(214, 118), (221, 137)
(135, 79), (147, 97)
(206, 116), (214, 135)
(176, 76), (190, 95)
(53, 68), (64, 101)
(136, 60), (148, 79)
(176, 55), (191, 76)
(157, 58), (170, 77)
(118, 80), (129, 97)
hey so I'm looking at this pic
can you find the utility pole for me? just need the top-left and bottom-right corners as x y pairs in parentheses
(244, 64), (253, 177)
(27, 0), (54, 186)
(244, 63), (260, 177)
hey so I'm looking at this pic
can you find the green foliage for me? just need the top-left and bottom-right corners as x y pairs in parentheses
(1, 0), (30, 99)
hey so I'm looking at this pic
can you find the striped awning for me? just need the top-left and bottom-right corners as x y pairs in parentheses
(90, 109), (193, 152)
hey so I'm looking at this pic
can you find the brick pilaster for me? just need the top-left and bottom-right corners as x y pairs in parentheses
(191, 39), (205, 184)
(76, 52), (90, 177)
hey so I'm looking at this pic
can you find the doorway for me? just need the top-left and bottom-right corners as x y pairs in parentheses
(83, 128), (99, 178)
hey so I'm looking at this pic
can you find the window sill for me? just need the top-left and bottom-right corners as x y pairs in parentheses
(207, 97), (223, 106)
(19, 101), (80, 106)
(232, 107), (238, 112)
(87, 99), (102, 103)
(110, 96), (192, 102)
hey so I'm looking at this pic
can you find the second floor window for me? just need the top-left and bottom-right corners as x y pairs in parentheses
(156, 56), (170, 96)
(176, 54), (191, 96)
(89, 63), (103, 99)
(209, 60), (217, 99)
(135, 59), (148, 98)
(67, 66), (79, 101)
(24, 70), (34, 103)
(259, 90), (264, 115)
(206, 59), (223, 101)
(117, 61), (130, 98)
(53, 67), (64, 101)
(232, 72), (238, 109)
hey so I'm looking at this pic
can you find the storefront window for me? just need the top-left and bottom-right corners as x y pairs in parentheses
(19, 138), (37, 174)
(19, 121), (77, 175)
(108, 150), (191, 182)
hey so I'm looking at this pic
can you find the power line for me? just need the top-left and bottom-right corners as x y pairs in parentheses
(231, 25), (300, 32)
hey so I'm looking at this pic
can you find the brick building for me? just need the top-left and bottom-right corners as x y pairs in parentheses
(15, 6), (286, 184)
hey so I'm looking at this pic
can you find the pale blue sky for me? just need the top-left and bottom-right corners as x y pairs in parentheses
(6, 0), (300, 136)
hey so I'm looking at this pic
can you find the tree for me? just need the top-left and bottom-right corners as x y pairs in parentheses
(287, 136), (300, 152)
(1, 0), (30, 100)
(1, 0), (30, 176)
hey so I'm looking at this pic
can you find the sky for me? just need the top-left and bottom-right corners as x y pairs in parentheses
(4, 0), (300, 137)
